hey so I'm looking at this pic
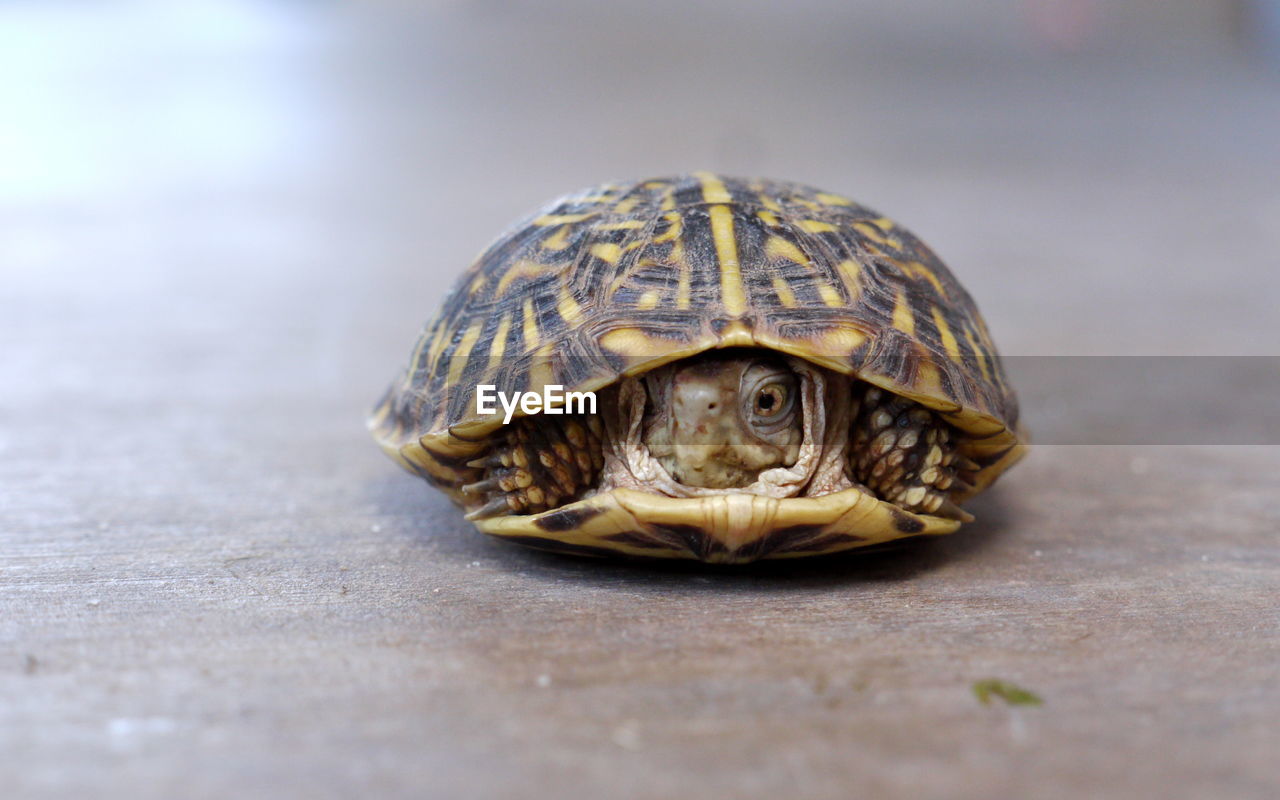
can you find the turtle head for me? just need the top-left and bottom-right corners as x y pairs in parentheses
(643, 353), (802, 488)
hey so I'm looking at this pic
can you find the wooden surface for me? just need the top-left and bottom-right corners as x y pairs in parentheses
(3, 5), (1278, 798)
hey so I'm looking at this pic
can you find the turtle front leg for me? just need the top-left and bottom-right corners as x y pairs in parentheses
(462, 414), (605, 519)
(849, 386), (979, 521)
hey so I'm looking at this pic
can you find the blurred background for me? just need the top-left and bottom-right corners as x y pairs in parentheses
(3, 2), (1279, 798)
(4, 0), (1278, 370)
(4, 0), (1278, 454)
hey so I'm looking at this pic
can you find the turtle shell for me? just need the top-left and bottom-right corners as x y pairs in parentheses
(370, 173), (1024, 508)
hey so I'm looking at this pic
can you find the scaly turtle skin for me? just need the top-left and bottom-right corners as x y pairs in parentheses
(370, 174), (1025, 563)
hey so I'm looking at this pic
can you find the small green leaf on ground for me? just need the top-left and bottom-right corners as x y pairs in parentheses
(972, 679), (1043, 707)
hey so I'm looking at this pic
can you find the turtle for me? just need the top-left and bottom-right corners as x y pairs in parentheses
(369, 173), (1026, 563)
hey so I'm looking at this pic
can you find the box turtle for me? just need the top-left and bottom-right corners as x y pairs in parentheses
(370, 173), (1025, 563)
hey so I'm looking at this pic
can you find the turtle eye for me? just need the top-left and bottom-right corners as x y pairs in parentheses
(741, 363), (799, 437)
(754, 384), (788, 418)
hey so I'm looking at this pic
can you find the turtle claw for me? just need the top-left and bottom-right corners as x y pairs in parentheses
(931, 497), (975, 523)
(465, 496), (512, 520)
